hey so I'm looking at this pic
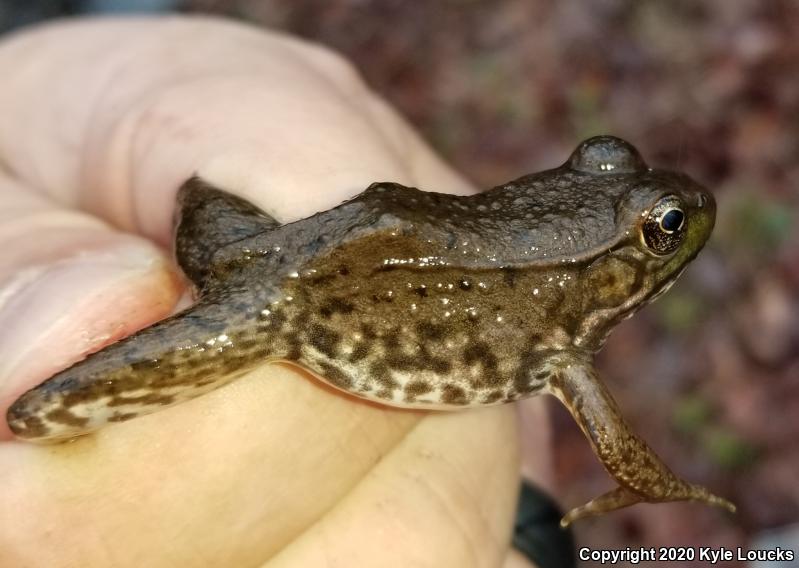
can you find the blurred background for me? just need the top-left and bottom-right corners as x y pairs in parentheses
(1, 1), (797, 565)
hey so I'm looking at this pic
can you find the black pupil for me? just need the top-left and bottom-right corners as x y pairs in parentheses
(661, 209), (684, 232)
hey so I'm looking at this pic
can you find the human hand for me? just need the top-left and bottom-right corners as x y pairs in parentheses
(0, 16), (548, 567)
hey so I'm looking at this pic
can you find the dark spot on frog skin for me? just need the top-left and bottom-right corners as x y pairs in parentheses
(463, 340), (504, 388)
(481, 390), (504, 404)
(513, 350), (551, 396)
(319, 298), (355, 318)
(416, 321), (447, 341)
(381, 329), (402, 350)
(441, 384), (470, 405)
(360, 325), (378, 340)
(284, 331), (303, 361)
(222, 354), (252, 372)
(375, 389), (394, 400)
(348, 342), (371, 363)
(419, 350), (452, 375)
(107, 393), (175, 407)
(385, 353), (417, 371)
(309, 324), (341, 358)
(236, 337), (259, 350)
(404, 381), (433, 400)
(308, 272), (337, 287)
(108, 412), (138, 423)
(501, 266), (518, 288)
(317, 361), (352, 389)
(369, 362), (399, 390)
(463, 341), (498, 371)
(45, 408), (89, 428)
(130, 359), (160, 372)
(179, 356), (208, 370)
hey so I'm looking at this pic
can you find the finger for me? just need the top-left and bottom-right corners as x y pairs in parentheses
(265, 407), (520, 568)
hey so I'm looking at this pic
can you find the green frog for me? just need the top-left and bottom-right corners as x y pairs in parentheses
(6, 135), (734, 525)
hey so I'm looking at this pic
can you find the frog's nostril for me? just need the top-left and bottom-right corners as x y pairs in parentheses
(697, 194), (708, 208)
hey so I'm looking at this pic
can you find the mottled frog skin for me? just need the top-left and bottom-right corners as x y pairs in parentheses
(7, 136), (734, 524)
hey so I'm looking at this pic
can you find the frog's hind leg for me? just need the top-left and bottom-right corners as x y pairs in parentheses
(7, 179), (288, 443)
(175, 176), (281, 290)
(547, 358), (735, 526)
(6, 293), (271, 443)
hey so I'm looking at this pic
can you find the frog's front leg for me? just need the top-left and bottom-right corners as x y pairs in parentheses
(546, 358), (735, 526)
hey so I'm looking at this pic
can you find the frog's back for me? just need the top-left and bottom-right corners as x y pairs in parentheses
(241, 170), (637, 282)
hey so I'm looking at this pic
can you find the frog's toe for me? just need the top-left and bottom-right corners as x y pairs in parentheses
(7, 388), (87, 443)
(680, 483), (736, 513)
(561, 484), (736, 527)
(6, 396), (47, 440)
(559, 486), (641, 527)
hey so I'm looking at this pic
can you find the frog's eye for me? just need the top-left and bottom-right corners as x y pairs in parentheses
(642, 196), (685, 255)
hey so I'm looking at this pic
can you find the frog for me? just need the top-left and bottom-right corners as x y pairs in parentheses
(6, 135), (734, 525)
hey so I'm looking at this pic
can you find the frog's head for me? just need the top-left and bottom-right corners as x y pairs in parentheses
(569, 136), (716, 351)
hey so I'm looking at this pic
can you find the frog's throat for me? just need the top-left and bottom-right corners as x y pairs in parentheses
(573, 255), (684, 352)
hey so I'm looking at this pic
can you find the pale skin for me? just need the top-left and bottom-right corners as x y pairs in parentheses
(0, 17), (551, 568)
